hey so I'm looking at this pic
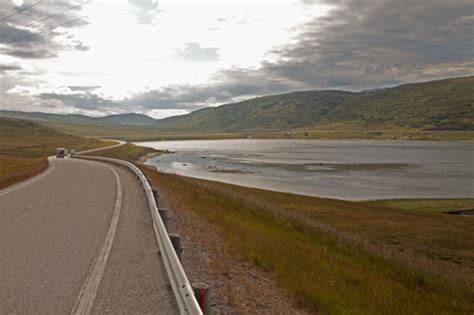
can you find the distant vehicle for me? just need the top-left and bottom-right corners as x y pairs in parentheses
(69, 149), (75, 155)
(56, 148), (66, 158)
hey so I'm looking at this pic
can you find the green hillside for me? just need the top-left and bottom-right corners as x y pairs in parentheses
(158, 90), (353, 131)
(0, 118), (109, 189)
(156, 76), (474, 132)
(1, 76), (472, 140)
(0, 110), (157, 126)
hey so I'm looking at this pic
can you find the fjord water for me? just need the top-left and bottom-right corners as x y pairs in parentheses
(137, 139), (474, 200)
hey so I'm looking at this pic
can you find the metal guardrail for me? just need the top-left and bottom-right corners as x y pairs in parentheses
(72, 155), (202, 315)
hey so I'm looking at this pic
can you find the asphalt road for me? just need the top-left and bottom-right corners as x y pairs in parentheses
(0, 156), (178, 314)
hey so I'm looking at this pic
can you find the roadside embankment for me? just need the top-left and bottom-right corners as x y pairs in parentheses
(0, 118), (113, 189)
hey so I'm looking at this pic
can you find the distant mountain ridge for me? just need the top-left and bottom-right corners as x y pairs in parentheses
(155, 76), (474, 132)
(0, 111), (158, 126)
(1, 76), (472, 132)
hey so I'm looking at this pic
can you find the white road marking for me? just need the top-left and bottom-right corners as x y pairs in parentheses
(0, 157), (55, 197)
(71, 165), (123, 315)
(75, 140), (125, 155)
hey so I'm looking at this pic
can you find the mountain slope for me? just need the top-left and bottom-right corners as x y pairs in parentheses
(1, 76), (472, 133)
(156, 76), (474, 132)
(98, 113), (158, 126)
(0, 111), (158, 126)
(158, 90), (354, 132)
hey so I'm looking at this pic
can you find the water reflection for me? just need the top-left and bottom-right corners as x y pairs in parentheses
(136, 139), (474, 200)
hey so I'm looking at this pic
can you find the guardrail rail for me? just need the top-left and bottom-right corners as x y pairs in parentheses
(72, 155), (202, 315)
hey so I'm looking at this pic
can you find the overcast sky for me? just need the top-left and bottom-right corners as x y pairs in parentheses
(0, 0), (473, 118)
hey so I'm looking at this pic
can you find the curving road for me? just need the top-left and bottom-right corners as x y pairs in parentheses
(0, 153), (178, 313)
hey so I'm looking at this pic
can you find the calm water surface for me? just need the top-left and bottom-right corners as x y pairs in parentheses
(137, 139), (474, 200)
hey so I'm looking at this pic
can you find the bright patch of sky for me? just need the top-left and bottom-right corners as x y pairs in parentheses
(10, 0), (331, 102)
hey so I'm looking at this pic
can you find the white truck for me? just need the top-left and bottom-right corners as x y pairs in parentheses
(56, 148), (66, 158)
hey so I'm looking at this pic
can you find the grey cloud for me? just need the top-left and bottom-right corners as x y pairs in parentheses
(0, 64), (22, 73)
(129, 0), (160, 24)
(3, 49), (58, 59)
(68, 85), (101, 91)
(39, 92), (117, 111)
(0, 1), (90, 59)
(74, 42), (90, 51)
(151, 0), (473, 110)
(38, 69), (297, 113)
(174, 42), (219, 63)
(132, 0), (474, 109)
(262, 0), (474, 90)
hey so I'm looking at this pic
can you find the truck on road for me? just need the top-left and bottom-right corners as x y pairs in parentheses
(56, 148), (66, 158)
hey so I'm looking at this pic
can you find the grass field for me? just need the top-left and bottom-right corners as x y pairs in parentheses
(373, 198), (474, 213)
(0, 118), (111, 189)
(82, 142), (159, 161)
(29, 120), (474, 142)
(143, 169), (474, 314)
(88, 143), (474, 314)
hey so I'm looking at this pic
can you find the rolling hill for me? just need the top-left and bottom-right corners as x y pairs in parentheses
(0, 117), (108, 188)
(0, 76), (472, 135)
(155, 76), (474, 132)
(0, 111), (158, 126)
(97, 113), (158, 126)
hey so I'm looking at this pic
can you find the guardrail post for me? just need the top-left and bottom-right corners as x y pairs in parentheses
(158, 208), (169, 230)
(168, 233), (182, 261)
(152, 188), (159, 204)
(192, 282), (210, 315)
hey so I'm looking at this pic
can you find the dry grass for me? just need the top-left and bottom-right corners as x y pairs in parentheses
(141, 168), (473, 314)
(373, 198), (474, 213)
(0, 156), (48, 190)
(82, 143), (159, 162)
(0, 117), (110, 189)
(89, 143), (473, 313)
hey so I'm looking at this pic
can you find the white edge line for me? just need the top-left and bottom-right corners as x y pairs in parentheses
(0, 156), (55, 197)
(71, 164), (123, 315)
(72, 155), (203, 315)
(0, 140), (125, 198)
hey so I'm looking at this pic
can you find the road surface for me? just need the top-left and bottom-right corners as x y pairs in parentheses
(0, 155), (178, 314)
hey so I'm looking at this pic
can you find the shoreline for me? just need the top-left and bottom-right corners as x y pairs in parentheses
(122, 129), (474, 143)
(146, 163), (474, 205)
(137, 139), (474, 202)
(140, 164), (474, 314)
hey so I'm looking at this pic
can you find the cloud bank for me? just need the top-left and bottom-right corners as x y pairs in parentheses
(2, 0), (473, 117)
